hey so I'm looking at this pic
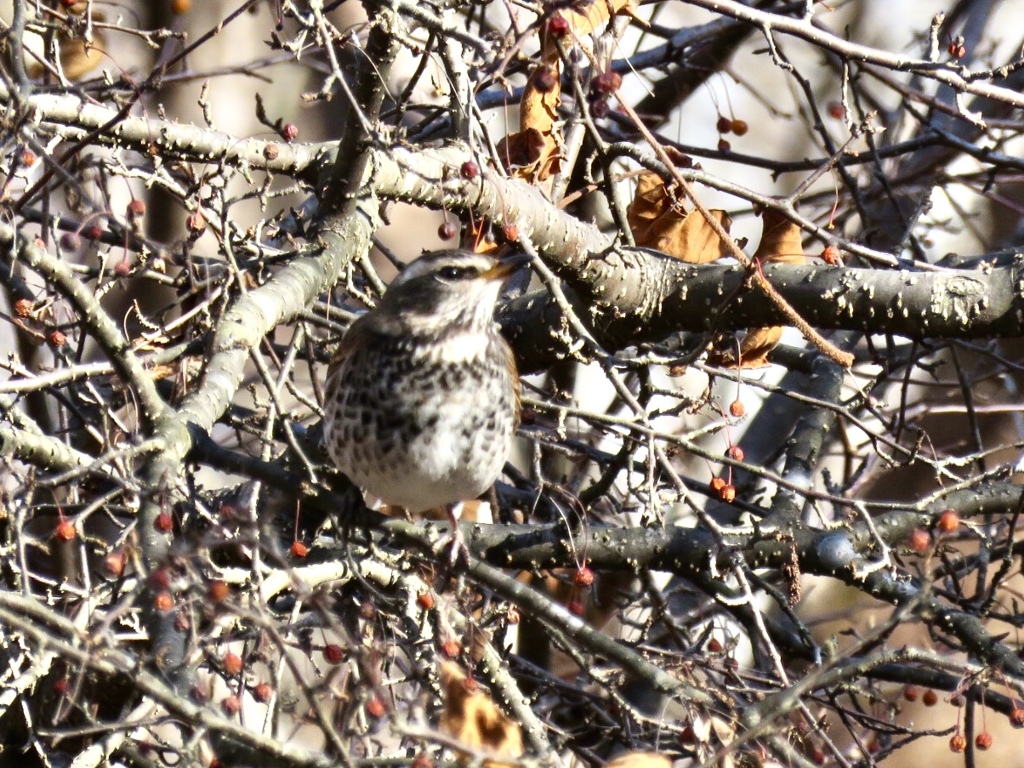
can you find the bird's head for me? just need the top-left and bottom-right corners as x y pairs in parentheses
(371, 249), (527, 336)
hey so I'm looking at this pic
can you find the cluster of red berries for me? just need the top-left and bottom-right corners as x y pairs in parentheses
(715, 116), (748, 152)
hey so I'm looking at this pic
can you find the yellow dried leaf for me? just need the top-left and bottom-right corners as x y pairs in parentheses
(27, 26), (106, 81)
(439, 663), (523, 768)
(605, 752), (672, 768)
(563, 0), (638, 40)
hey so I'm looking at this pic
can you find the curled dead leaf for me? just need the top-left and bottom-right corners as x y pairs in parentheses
(502, 0), (636, 184)
(499, 61), (563, 182)
(439, 663), (523, 768)
(753, 209), (806, 265)
(627, 161), (730, 262)
(708, 210), (807, 367)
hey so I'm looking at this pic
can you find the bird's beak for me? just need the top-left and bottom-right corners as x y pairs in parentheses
(482, 252), (531, 281)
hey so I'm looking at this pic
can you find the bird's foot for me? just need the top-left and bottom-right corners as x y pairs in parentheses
(435, 502), (470, 566)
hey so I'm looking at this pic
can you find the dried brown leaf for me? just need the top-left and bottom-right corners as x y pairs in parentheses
(735, 325), (783, 367)
(502, 0), (635, 183)
(27, 21), (106, 82)
(439, 663), (523, 768)
(497, 64), (562, 181)
(628, 153), (728, 261)
(629, 188), (731, 263)
(563, 0), (638, 40)
(753, 209), (806, 265)
(706, 211), (805, 367)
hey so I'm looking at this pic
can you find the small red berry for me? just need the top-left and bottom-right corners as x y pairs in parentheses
(710, 476), (727, 493)
(281, 124), (299, 141)
(909, 529), (931, 553)
(114, 259), (132, 277)
(729, 400), (745, 417)
(84, 224), (103, 240)
(717, 138), (731, 152)
(716, 116), (732, 134)
(323, 644), (344, 664)
(411, 753), (434, 768)
(591, 70), (622, 95)
(48, 329), (66, 347)
(438, 220), (458, 240)
(53, 678), (70, 695)
(1009, 707), (1024, 727)
(103, 549), (126, 577)
(502, 223), (519, 242)
(222, 694), (241, 715)
(728, 445), (745, 462)
(208, 580), (230, 602)
(365, 697), (387, 718)
(903, 685), (919, 702)
(718, 484), (736, 503)
(263, 142), (280, 160)
(589, 98), (609, 118)
(730, 119), (748, 136)
(532, 65), (558, 93)
(60, 232), (82, 251)
(547, 13), (570, 38)
(254, 682), (273, 703)
(440, 640), (461, 658)
(186, 211), (206, 234)
(154, 592), (174, 612)
(922, 688), (938, 706)
(574, 567), (595, 587)
(289, 540), (308, 557)
(417, 591), (435, 610)
(567, 599), (585, 616)
(149, 568), (171, 590)
(821, 245), (841, 264)
(19, 148), (36, 166)
(949, 734), (966, 753)
(937, 509), (959, 533)
(707, 637), (723, 653)
(459, 160), (480, 180)
(975, 731), (992, 750)
(127, 199), (146, 218)
(155, 511), (174, 532)
(827, 102), (845, 119)
(55, 520), (76, 541)
(223, 652), (243, 675)
(13, 298), (32, 317)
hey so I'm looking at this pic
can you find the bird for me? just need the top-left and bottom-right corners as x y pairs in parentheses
(323, 248), (526, 560)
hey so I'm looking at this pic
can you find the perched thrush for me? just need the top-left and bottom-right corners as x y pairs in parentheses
(324, 249), (524, 552)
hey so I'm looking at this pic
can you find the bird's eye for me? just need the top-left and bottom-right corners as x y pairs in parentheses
(438, 266), (475, 280)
